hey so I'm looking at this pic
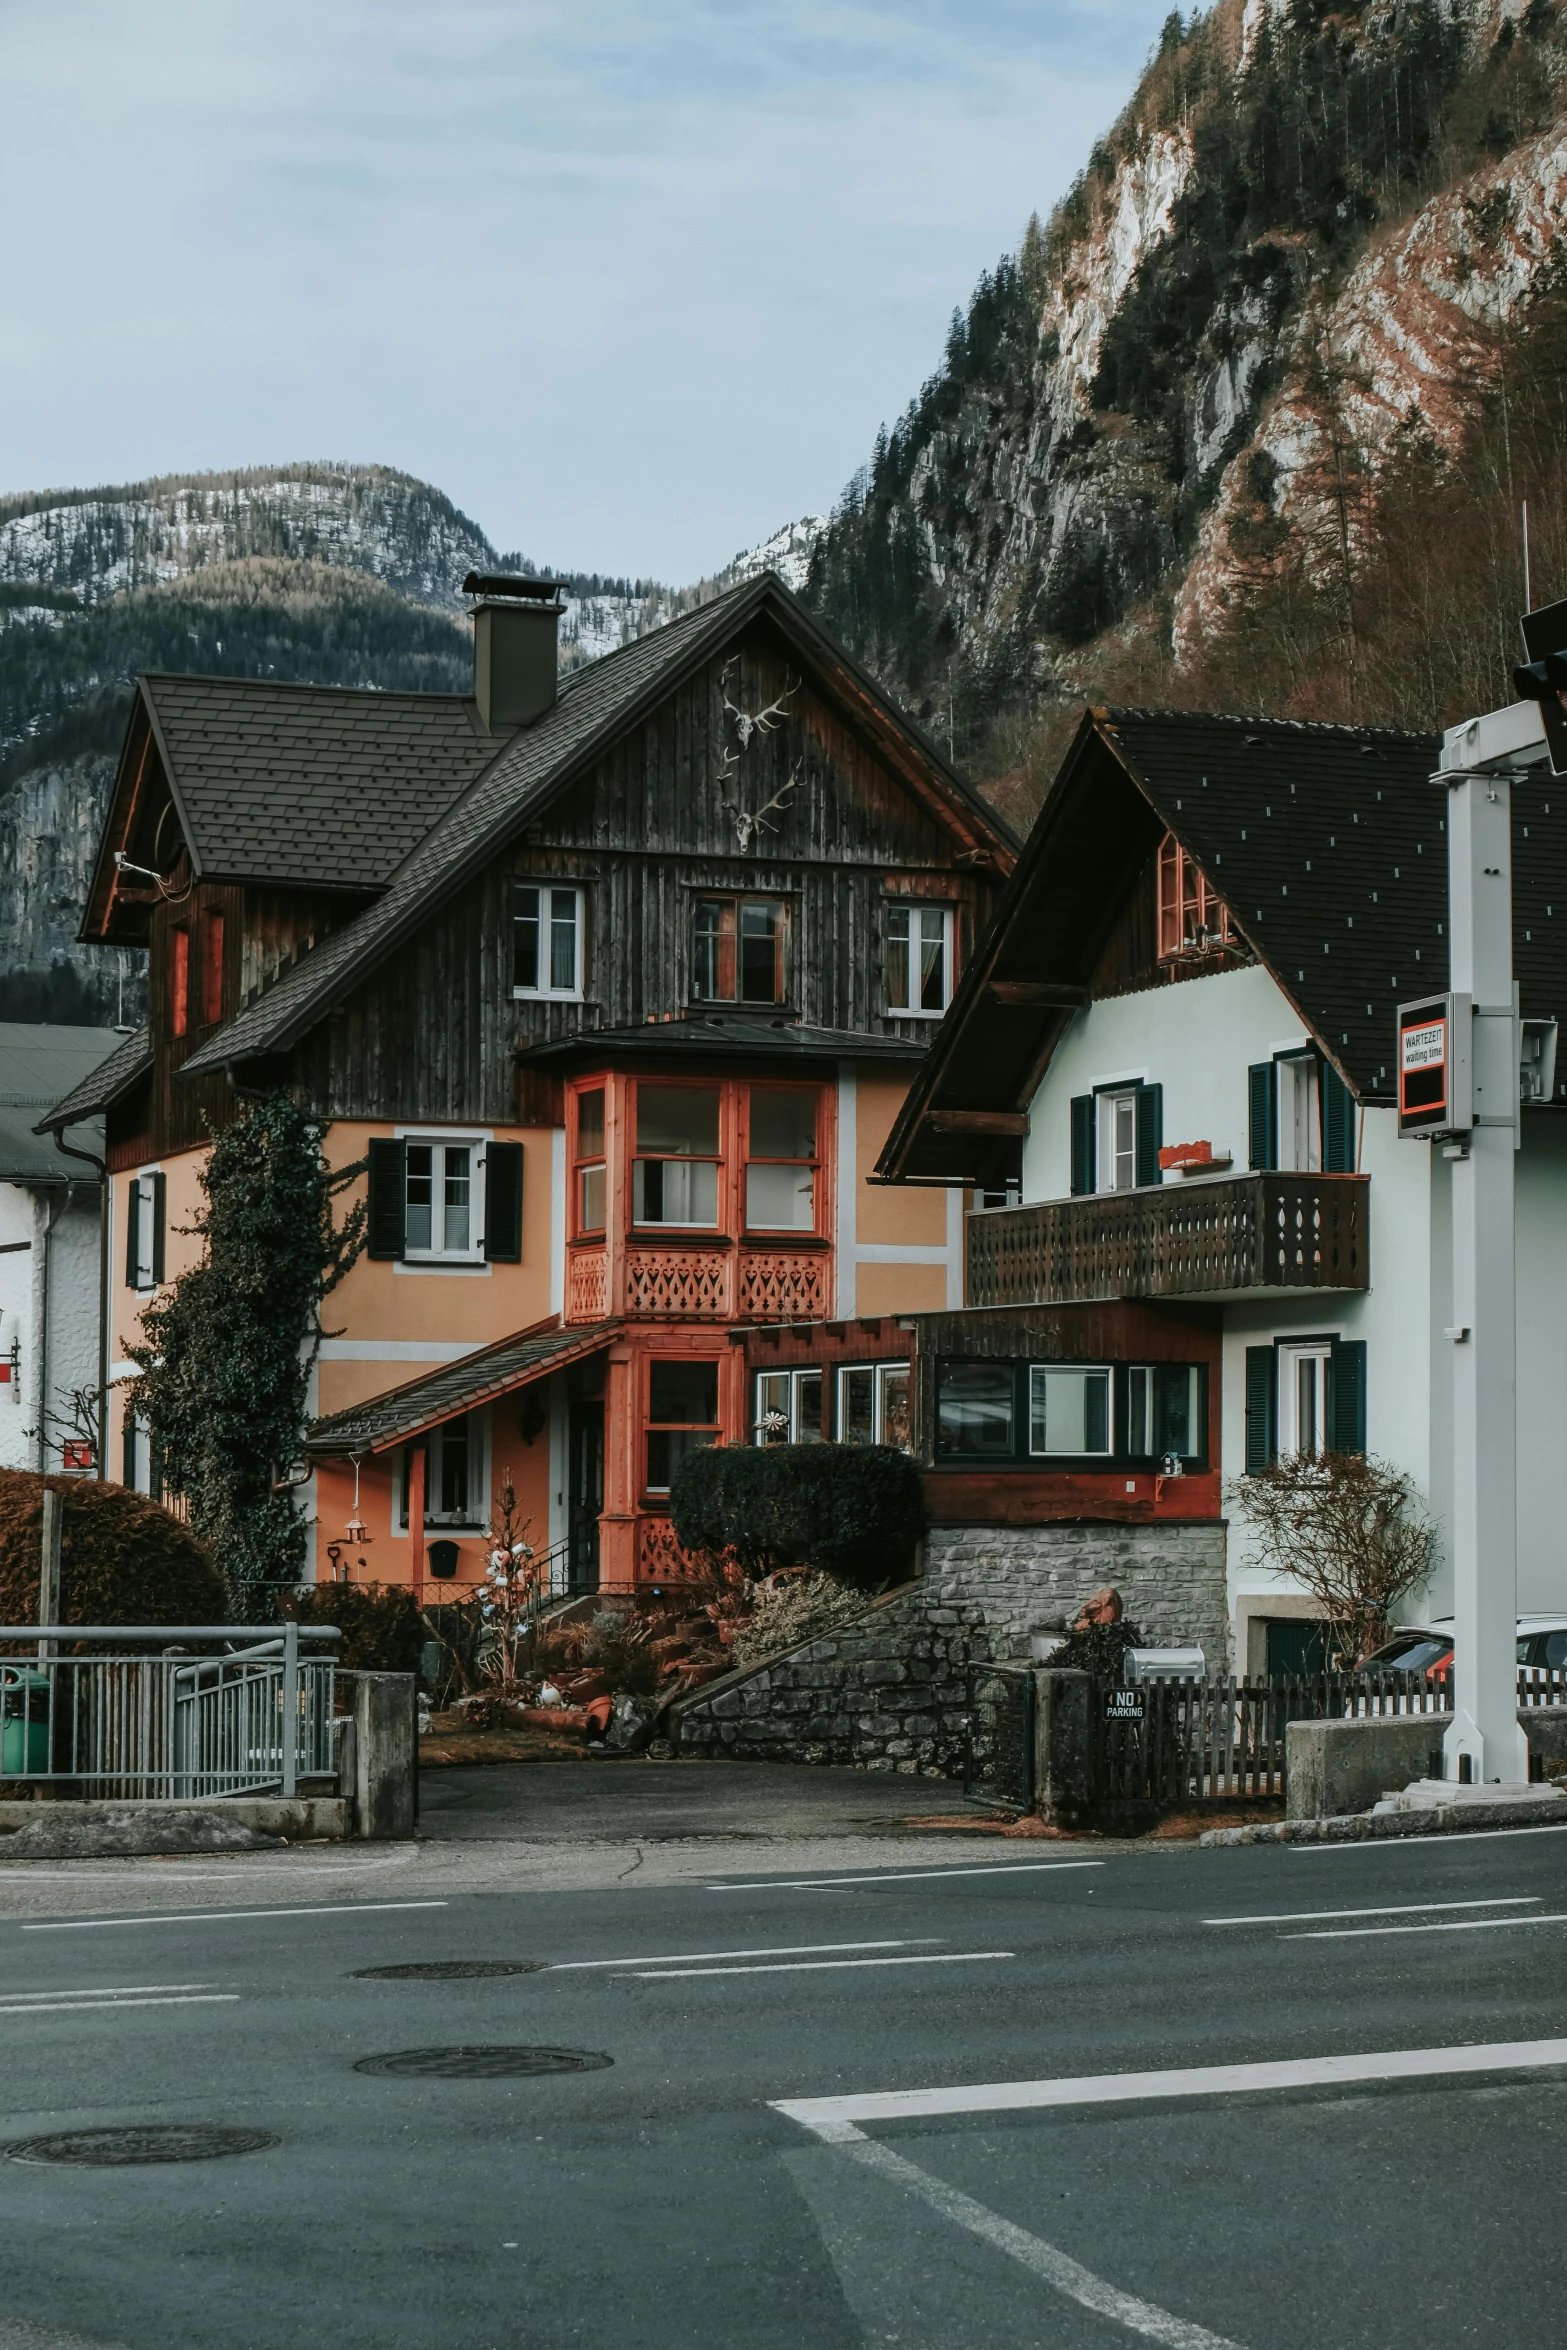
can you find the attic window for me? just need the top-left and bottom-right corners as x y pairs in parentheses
(1157, 835), (1235, 962)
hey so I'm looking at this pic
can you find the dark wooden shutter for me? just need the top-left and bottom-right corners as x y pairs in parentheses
(1248, 1063), (1276, 1170)
(1244, 1345), (1277, 1474)
(1135, 1083), (1163, 1187)
(122, 1411), (136, 1489)
(124, 1177), (141, 1288)
(1328, 1338), (1367, 1454)
(149, 1173), (166, 1285)
(1070, 1095), (1095, 1196)
(484, 1142), (524, 1263)
(1322, 1063), (1356, 1172)
(367, 1138), (407, 1260)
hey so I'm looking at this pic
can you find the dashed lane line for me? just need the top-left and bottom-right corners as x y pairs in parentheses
(21, 1901), (447, 1931)
(1206, 1897), (1539, 1926)
(638, 1951), (1013, 1978)
(708, 1862), (1104, 1889)
(1286, 1909), (1567, 1941)
(550, 1940), (939, 1970)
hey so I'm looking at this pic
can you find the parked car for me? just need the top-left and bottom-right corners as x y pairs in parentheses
(1358, 1617), (1567, 1681)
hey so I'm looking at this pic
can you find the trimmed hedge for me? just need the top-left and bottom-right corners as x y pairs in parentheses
(289, 1582), (424, 1675)
(0, 1471), (228, 1627)
(670, 1443), (927, 1588)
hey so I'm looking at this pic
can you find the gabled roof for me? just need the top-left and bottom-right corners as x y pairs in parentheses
(83, 681), (507, 940)
(0, 1022), (121, 1180)
(306, 1318), (618, 1454)
(32, 1026), (152, 1136)
(518, 1013), (927, 1066)
(182, 573), (1014, 1080)
(880, 706), (1567, 1184)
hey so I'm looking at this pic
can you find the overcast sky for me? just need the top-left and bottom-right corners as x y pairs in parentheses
(2, 2), (1175, 582)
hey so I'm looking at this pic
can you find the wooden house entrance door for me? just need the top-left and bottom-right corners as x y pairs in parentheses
(568, 1401), (604, 1593)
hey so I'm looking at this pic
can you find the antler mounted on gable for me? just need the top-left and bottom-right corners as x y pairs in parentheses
(721, 658), (798, 749)
(716, 752), (803, 852)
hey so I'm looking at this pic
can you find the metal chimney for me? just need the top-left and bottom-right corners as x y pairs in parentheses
(463, 573), (566, 733)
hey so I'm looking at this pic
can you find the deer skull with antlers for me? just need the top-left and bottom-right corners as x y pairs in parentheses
(721, 659), (798, 748)
(717, 752), (802, 852)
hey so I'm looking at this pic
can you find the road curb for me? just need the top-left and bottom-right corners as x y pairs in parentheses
(1201, 1797), (1567, 1847)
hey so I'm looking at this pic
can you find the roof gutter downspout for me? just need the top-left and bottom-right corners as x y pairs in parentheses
(51, 1130), (108, 1482)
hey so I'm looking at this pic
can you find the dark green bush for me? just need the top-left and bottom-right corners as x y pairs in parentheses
(289, 1581), (424, 1675)
(670, 1444), (927, 1589)
(0, 1471), (227, 1626)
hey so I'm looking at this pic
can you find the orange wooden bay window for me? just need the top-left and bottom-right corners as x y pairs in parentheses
(573, 1085), (606, 1236)
(1157, 834), (1235, 960)
(170, 926), (190, 1038)
(201, 912), (225, 1027)
(644, 1358), (721, 1497)
(743, 1084), (819, 1233)
(633, 1083), (724, 1228)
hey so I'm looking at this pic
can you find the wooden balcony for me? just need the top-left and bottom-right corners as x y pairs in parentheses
(967, 1173), (1370, 1308)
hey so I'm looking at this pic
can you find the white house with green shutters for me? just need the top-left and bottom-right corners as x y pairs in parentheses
(879, 704), (1567, 1673)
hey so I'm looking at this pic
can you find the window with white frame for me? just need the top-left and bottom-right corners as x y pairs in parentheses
(1278, 1340), (1332, 1458)
(754, 1367), (823, 1445)
(399, 1414), (487, 1529)
(885, 904), (952, 1016)
(405, 1140), (485, 1262)
(1277, 1055), (1322, 1173)
(513, 884), (583, 999)
(1096, 1090), (1139, 1193)
(1028, 1364), (1112, 1456)
(837, 1361), (911, 1450)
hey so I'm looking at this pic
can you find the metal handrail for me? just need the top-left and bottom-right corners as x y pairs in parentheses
(0, 1625), (339, 1642)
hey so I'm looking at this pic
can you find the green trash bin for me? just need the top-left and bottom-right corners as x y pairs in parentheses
(0, 1667), (50, 1776)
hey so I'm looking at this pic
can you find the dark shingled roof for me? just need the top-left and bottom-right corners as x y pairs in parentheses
(139, 674), (504, 892)
(518, 1013), (927, 1066)
(33, 1026), (152, 1133)
(879, 706), (1567, 1186)
(307, 1319), (619, 1454)
(183, 571), (1011, 1080)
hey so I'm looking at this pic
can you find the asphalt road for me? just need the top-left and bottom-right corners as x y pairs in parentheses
(1, 1780), (1565, 2348)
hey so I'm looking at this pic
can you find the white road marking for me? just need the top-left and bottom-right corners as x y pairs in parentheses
(0, 1983), (215, 1999)
(771, 2036), (1567, 2131)
(818, 2133), (1246, 2349)
(0, 1994), (239, 2015)
(550, 1940), (938, 1970)
(638, 1951), (1013, 1979)
(1207, 1897), (1540, 1926)
(708, 1862), (1104, 1889)
(1287, 1909), (1567, 1941)
(1292, 1822), (1567, 1847)
(22, 1900), (447, 1931)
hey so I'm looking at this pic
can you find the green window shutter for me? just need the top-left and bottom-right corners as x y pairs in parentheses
(1328, 1338), (1367, 1454)
(484, 1142), (524, 1263)
(367, 1138), (407, 1261)
(1070, 1095), (1096, 1196)
(1322, 1063), (1356, 1172)
(1248, 1063), (1276, 1170)
(124, 1177), (141, 1288)
(149, 1173), (166, 1285)
(148, 1440), (163, 1506)
(1244, 1345), (1277, 1474)
(1135, 1083), (1163, 1187)
(122, 1411), (136, 1489)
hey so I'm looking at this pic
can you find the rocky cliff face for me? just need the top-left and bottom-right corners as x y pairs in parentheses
(802, 0), (1567, 774)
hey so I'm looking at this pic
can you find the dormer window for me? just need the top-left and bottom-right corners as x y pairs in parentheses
(1158, 835), (1234, 961)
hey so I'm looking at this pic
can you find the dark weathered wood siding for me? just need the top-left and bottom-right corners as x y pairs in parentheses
(291, 623), (1003, 1124)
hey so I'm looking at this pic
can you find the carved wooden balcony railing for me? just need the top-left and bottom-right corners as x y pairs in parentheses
(565, 1240), (832, 1324)
(967, 1173), (1370, 1308)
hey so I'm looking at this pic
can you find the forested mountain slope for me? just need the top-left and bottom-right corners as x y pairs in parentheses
(801, 0), (1567, 825)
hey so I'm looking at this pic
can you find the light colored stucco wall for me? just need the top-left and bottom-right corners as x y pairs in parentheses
(0, 1179), (102, 1474)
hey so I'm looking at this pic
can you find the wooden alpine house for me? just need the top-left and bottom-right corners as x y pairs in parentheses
(50, 571), (1015, 1596)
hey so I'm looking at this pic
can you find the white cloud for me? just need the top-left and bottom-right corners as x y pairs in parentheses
(0, 0), (1177, 577)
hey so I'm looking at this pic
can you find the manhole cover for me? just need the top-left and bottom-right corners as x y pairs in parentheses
(8, 2125), (279, 2167)
(350, 1960), (545, 1981)
(354, 2045), (611, 2079)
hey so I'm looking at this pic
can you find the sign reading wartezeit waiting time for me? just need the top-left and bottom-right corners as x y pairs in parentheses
(1397, 991), (1472, 1137)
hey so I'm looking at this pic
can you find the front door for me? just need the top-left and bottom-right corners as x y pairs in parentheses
(568, 1401), (604, 1593)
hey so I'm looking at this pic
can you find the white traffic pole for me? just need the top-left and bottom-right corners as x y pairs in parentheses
(1440, 764), (1529, 1785)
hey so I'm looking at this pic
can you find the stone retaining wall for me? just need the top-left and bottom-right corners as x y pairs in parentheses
(671, 1518), (1229, 1777)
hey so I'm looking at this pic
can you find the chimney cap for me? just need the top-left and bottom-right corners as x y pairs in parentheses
(461, 571), (567, 608)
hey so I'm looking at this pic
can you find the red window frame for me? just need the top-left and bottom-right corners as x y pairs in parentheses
(170, 926), (190, 1038)
(742, 1081), (822, 1237)
(1158, 834), (1234, 961)
(691, 895), (788, 1005)
(643, 1357), (722, 1497)
(571, 1084), (607, 1238)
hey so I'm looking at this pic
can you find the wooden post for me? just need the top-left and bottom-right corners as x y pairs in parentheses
(407, 1445), (426, 1598)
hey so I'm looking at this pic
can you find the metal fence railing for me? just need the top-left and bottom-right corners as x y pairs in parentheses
(0, 1623), (338, 1799)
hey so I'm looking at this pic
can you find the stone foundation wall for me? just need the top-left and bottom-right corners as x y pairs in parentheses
(924, 1521), (1230, 1669)
(670, 1518), (1229, 1778)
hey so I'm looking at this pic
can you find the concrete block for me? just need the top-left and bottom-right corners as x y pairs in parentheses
(1286, 1715), (1447, 1820)
(351, 1672), (417, 1842)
